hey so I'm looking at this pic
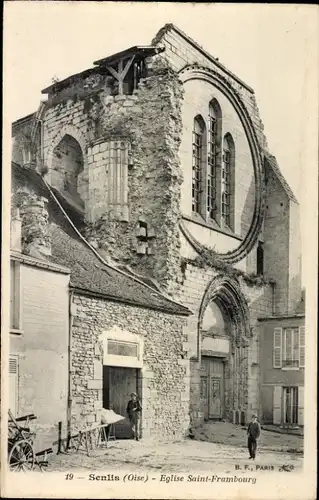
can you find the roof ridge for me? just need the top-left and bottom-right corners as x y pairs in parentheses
(264, 151), (298, 204)
(41, 175), (192, 315)
(152, 23), (254, 93)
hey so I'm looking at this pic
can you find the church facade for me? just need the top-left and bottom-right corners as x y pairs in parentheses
(11, 24), (303, 433)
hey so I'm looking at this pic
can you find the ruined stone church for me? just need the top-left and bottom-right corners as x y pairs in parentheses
(11, 24), (303, 443)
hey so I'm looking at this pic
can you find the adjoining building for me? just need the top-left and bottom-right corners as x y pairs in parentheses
(258, 292), (305, 427)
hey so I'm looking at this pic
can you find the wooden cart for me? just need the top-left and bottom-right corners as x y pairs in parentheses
(8, 410), (53, 472)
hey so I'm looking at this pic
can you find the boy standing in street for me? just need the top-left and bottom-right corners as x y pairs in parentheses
(247, 413), (261, 460)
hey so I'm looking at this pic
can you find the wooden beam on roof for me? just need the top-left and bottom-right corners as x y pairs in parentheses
(104, 55), (135, 95)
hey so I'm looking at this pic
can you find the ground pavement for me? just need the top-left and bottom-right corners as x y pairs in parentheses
(47, 423), (303, 474)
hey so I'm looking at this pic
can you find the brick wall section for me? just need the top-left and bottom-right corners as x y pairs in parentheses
(71, 294), (190, 441)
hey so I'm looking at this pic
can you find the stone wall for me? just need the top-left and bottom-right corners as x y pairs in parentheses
(19, 193), (52, 258)
(70, 294), (190, 441)
(20, 57), (185, 294)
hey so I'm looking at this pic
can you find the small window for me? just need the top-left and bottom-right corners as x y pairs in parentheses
(10, 260), (21, 331)
(283, 328), (299, 368)
(257, 242), (264, 275)
(107, 340), (139, 358)
(273, 326), (304, 369)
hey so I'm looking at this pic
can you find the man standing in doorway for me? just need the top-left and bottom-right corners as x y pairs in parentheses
(247, 413), (261, 460)
(127, 393), (142, 441)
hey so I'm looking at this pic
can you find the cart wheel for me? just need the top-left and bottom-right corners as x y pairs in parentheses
(8, 440), (35, 471)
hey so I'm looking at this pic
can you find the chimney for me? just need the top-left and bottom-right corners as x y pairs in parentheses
(20, 195), (51, 259)
(10, 208), (22, 252)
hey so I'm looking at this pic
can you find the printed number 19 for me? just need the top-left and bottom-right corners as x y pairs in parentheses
(65, 473), (74, 480)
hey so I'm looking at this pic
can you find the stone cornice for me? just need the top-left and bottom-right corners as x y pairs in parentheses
(10, 250), (70, 274)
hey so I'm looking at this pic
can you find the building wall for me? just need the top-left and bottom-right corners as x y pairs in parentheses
(259, 316), (305, 425)
(70, 294), (190, 441)
(288, 200), (302, 313)
(10, 262), (69, 448)
(263, 168), (290, 314)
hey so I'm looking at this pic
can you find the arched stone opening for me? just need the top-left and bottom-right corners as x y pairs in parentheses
(50, 134), (86, 211)
(195, 276), (251, 423)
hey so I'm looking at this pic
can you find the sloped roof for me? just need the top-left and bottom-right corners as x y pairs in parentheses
(264, 152), (298, 204)
(12, 163), (192, 316)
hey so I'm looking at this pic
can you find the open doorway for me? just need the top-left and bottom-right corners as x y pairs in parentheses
(103, 366), (141, 438)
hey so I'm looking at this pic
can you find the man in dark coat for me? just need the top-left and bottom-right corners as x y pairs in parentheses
(247, 413), (261, 460)
(126, 393), (142, 441)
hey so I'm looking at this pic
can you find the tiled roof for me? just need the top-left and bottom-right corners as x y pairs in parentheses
(12, 163), (192, 316)
(264, 152), (298, 204)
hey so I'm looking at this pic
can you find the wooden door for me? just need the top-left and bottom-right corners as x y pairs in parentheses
(208, 358), (224, 419)
(200, 356), (224, 420)
(103, 366), (138, 438)
(200, 358), (209, 420)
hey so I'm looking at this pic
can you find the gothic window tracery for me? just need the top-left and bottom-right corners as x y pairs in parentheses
(221, 133), (235, 230)
(207, 100), (222, 222)
(190, 100), (236, 232)
(192, 115), (206, 215)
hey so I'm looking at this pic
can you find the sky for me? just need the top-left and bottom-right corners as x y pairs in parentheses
(4, 2), (319, 284)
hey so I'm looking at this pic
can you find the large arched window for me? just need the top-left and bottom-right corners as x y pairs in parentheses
(221, 133), (235, 230)
(192, 115), (206, 214)
(207, 100), (222, 222)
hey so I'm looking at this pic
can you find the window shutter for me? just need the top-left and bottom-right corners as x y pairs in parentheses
(298, 386), (304, 426)
(273, 327), (282, 368)
(299, 326), (305, 368)
(9, 356), (18, 416)
(273, 386), (282, 424)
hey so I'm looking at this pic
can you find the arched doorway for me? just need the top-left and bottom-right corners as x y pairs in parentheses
(200, 301), (230, 420)
(50, 134), (86, 211)
(197, 276), (251, 422)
